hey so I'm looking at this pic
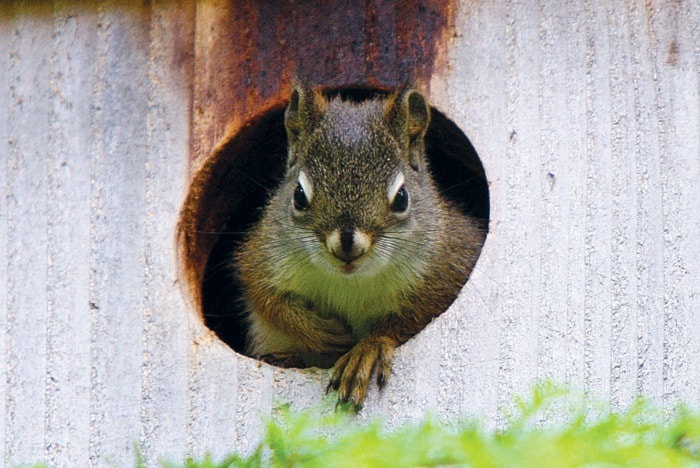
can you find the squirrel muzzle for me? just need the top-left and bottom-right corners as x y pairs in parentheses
(325, 226), (371, 264)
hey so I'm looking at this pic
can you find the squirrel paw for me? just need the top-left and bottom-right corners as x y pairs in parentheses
(326, 336), (396, 409)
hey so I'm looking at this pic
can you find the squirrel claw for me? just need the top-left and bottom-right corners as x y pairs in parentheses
(334, 398), (360, 413)
(328, 336), (396, 409)
(325, 379), (338, 395)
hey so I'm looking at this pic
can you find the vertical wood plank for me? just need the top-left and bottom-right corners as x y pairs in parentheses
(235, 359), (273, 454)
(0, 5), (11, 463)
(499, 0), (542, 412)
(187, 334), (276, 459)
(562, 2), (590, 394)
(626, 0), (666, 403)
(431, 0), (508, 424)
(88, 1), (150, 465)
(687, 0), (700, 406)
(191, 0), (239, 166)
(607, 0), (640, 409)
(537, 0), (585, 387)
(140, 0), (194, 465)
(649, 0), (700, 407)
(387, 320), (442, 423)
(4, 2), (52, 464)
(536, 0), (588, 391)
(45, 2), (99, 466)
(187, 339), (240, 459)
(583, 0), (614, 404)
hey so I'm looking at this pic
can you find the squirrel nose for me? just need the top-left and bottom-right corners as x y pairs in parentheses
(326, 227), (371, 262)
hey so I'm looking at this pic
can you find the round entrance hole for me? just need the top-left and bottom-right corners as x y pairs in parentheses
(178, 87), (490, 360)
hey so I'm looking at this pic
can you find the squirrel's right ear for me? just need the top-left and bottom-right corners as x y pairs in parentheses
(284, 82), (327, 150)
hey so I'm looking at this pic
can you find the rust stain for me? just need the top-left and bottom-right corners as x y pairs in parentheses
(191, 0), (457, 163)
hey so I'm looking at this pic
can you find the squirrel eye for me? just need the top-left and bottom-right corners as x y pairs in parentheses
(293, 183), (309, 211)
(390, 185), (409, 213)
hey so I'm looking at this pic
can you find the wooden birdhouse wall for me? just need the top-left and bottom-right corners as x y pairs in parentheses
(1, 1), (698, 466)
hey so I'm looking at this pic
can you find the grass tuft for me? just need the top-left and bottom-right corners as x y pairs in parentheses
(170, 383), (700, 467)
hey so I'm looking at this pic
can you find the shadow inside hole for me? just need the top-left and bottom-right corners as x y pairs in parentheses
(199, 88), (490, 356)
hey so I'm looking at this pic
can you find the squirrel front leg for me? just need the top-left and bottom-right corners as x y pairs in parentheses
(247, 288), (354, 359)
(328, 308), (434, 409)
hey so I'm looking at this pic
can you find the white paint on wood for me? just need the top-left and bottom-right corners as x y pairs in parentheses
(430, 1), (508, 426)
(88, 3), (150, 465)
(0, 0), (698, 465)
(138, 1), (193, 466)
(653, 0), (700, 405)
(4, 3), (52, 464)
(431, 0), (700, 424)
(45, 2), (98, 467)
(535, 0), (587, 395)
(0, 7), (11, 464)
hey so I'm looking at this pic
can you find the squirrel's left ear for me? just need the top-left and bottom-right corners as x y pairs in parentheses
(384, 87), (431, 147)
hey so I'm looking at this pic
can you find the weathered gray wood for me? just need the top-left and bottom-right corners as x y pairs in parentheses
(4, 2), (52, 464)
(615, 0), (665, 404)
(428, 0), (700, 426)
(429, 1), (509, 425)
(0, 0), (698, 466)
(0, 5), (11, 464)
(138, 1), (194, 466)
(437, 0), (700, 415)
(88, 2), (151, 465)
(653, 0), (700, 405)
(536, 0), (588, 393)
(45, 2), (98, 467)
(0, 5), (10, 462)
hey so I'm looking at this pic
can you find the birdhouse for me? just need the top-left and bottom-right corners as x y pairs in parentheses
(1, 1), (698, 466)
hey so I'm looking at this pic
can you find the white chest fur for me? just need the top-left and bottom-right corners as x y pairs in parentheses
(271, 240), (426, 338)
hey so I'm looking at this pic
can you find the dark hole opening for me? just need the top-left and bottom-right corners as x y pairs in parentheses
(198, 87), (490, 355)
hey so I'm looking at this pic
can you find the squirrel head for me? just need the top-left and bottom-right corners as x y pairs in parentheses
(276, 83), (437, 277)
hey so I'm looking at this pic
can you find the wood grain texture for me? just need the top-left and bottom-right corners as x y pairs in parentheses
(432, 0), (700, 421)
(45, 2), (97, 466)
(88, 4), (151, 464)
(139, 1), (194, 466)
(0, 0), (698, 465)
(0, 5), (10, 462)
(4, 2), (52, 463)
